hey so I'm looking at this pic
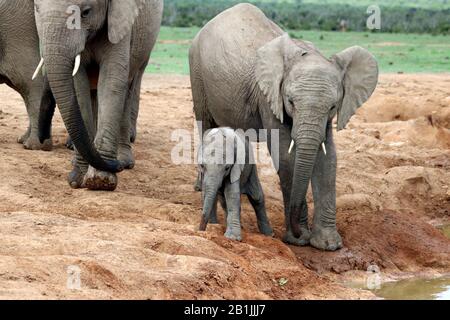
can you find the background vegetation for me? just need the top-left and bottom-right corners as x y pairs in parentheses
(146, 27), (450, 74)
(145, 1), (450, 74)
(163, 0), (450, 34)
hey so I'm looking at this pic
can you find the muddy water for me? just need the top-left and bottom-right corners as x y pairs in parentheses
(374, 277), (450, 300)
(367, 225), (450, 300)
(439, 224), (450, 239)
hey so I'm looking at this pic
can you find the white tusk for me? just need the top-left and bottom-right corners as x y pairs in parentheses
(288, 140), (295, 154)
(32, 58), (44, 80)
(322, 142), (327, 156)
(72, 54), (81, 77)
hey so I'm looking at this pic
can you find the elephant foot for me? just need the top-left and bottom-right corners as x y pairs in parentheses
(224, 228), (242, 242)
(258, 222), (274, 237)
(23, 135), (53, 151)
(18, 131), (30, 144)
(283, 228), (311, 246)
(118, 147), (135, 170)
(68, 165), (87, 189)
(310, 226), (343, 251)
(83, 166), (118, 191)
(65, 137), (74, 150)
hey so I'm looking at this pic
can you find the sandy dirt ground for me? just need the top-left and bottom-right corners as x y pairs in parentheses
(0, 74), (449, 300)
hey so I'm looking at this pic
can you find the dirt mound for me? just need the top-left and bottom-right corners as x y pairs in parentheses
(0, 73), (449, 299)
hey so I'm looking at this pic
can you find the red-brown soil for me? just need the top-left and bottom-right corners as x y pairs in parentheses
(0, 74), (448, 299)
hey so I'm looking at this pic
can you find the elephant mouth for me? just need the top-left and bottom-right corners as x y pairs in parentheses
(288, 139), (327, 156)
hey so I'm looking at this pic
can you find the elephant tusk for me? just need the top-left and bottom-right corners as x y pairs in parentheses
(322, 142), (327, 156)
(288, 140), (295, 154)
(72, 54), (81, 77)
(32, 58), (44, 80)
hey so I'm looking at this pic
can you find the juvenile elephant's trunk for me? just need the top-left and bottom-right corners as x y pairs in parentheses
(44, 54), (123, 173)
(199, 179), (221, 231)
(289, 129), (323, 238)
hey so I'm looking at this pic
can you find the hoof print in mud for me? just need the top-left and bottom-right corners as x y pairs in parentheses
(83, 167), (118, 191)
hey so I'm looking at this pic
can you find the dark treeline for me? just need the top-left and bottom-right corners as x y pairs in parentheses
(162, 0), (450, 34)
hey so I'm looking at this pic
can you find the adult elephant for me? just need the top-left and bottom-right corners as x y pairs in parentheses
(190, 4), (379, 250)
(0, 0), (54, 150)
(32, 0), (163, 191)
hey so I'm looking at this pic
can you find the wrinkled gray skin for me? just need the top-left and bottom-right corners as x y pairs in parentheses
(199, 128), (273, 241)
(33, 0), (163, 191)
(190, 4), (379, 251)
(0, 0), (54, 150)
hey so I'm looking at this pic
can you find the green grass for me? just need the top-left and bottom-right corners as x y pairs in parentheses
(257, 0), (450, 10)
(146, 26), (450, 75)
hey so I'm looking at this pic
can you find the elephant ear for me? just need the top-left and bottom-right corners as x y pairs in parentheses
(108, 0), (145, 44)
(255, 33), (307, 124)
(332, 46), (379, 131)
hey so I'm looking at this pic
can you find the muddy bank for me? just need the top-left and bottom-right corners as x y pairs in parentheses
(0, 74), (449, 299)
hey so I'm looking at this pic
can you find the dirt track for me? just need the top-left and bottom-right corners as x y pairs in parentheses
(0, 74), (449, 299)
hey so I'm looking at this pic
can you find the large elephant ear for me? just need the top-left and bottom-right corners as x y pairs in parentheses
(332, 46), (379, 131)
(108, 0), (145, 44)
(255, 33), (306, 124)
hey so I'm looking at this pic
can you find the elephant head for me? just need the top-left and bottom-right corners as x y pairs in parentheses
(255, 33), (378, 237)
(32, 0), (145, 173)
(198, 128), (245, 231)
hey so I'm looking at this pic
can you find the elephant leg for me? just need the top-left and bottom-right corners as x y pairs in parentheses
(84, 42), (130, 191)
(21, 84), (52, 151)
(310, 122), (343, 251)
(246, 166), (273, 236)
(223, 181), (242, 241)
(118, 70), (144, 169)
(209, 197), (219, 224)
(262, 116), (311, 246)
(37, 81), (56, 151)
(69, 68), (96, 189)
(128, 68), (145, 144)
(218, 193), (227, 215)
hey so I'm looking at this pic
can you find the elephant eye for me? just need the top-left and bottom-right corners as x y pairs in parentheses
(287, 96), (295, 107)
(81, 6), (92, 18)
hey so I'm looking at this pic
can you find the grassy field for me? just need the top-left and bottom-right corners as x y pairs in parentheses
(258, 0), (450, 9)
(146, 27), (450, 75)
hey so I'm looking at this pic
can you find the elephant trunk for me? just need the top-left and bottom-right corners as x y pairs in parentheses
(43, 53), (123, 173)
(289, 128), (323, 238)
(199, 178), (221, 231)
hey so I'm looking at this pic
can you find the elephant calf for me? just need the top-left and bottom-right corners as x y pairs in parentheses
(198, 128), (273, 241)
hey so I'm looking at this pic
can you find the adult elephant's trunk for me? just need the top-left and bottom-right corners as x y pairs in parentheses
(289, 128), (323, 238)
(199, 178), (221, 231)
(44, 54), (123, 173)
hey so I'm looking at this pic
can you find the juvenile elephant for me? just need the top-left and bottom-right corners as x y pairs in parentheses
(190, 4), (379, 250)
(33, 0), (163, 190)
(199, 128), (273, 241)
(0, 0), (54, 150)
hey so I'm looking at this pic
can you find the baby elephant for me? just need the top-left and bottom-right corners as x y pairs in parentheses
(198, 128), (273, 241)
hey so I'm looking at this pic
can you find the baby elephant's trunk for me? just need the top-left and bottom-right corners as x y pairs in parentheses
(199, 179), (221, 231)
